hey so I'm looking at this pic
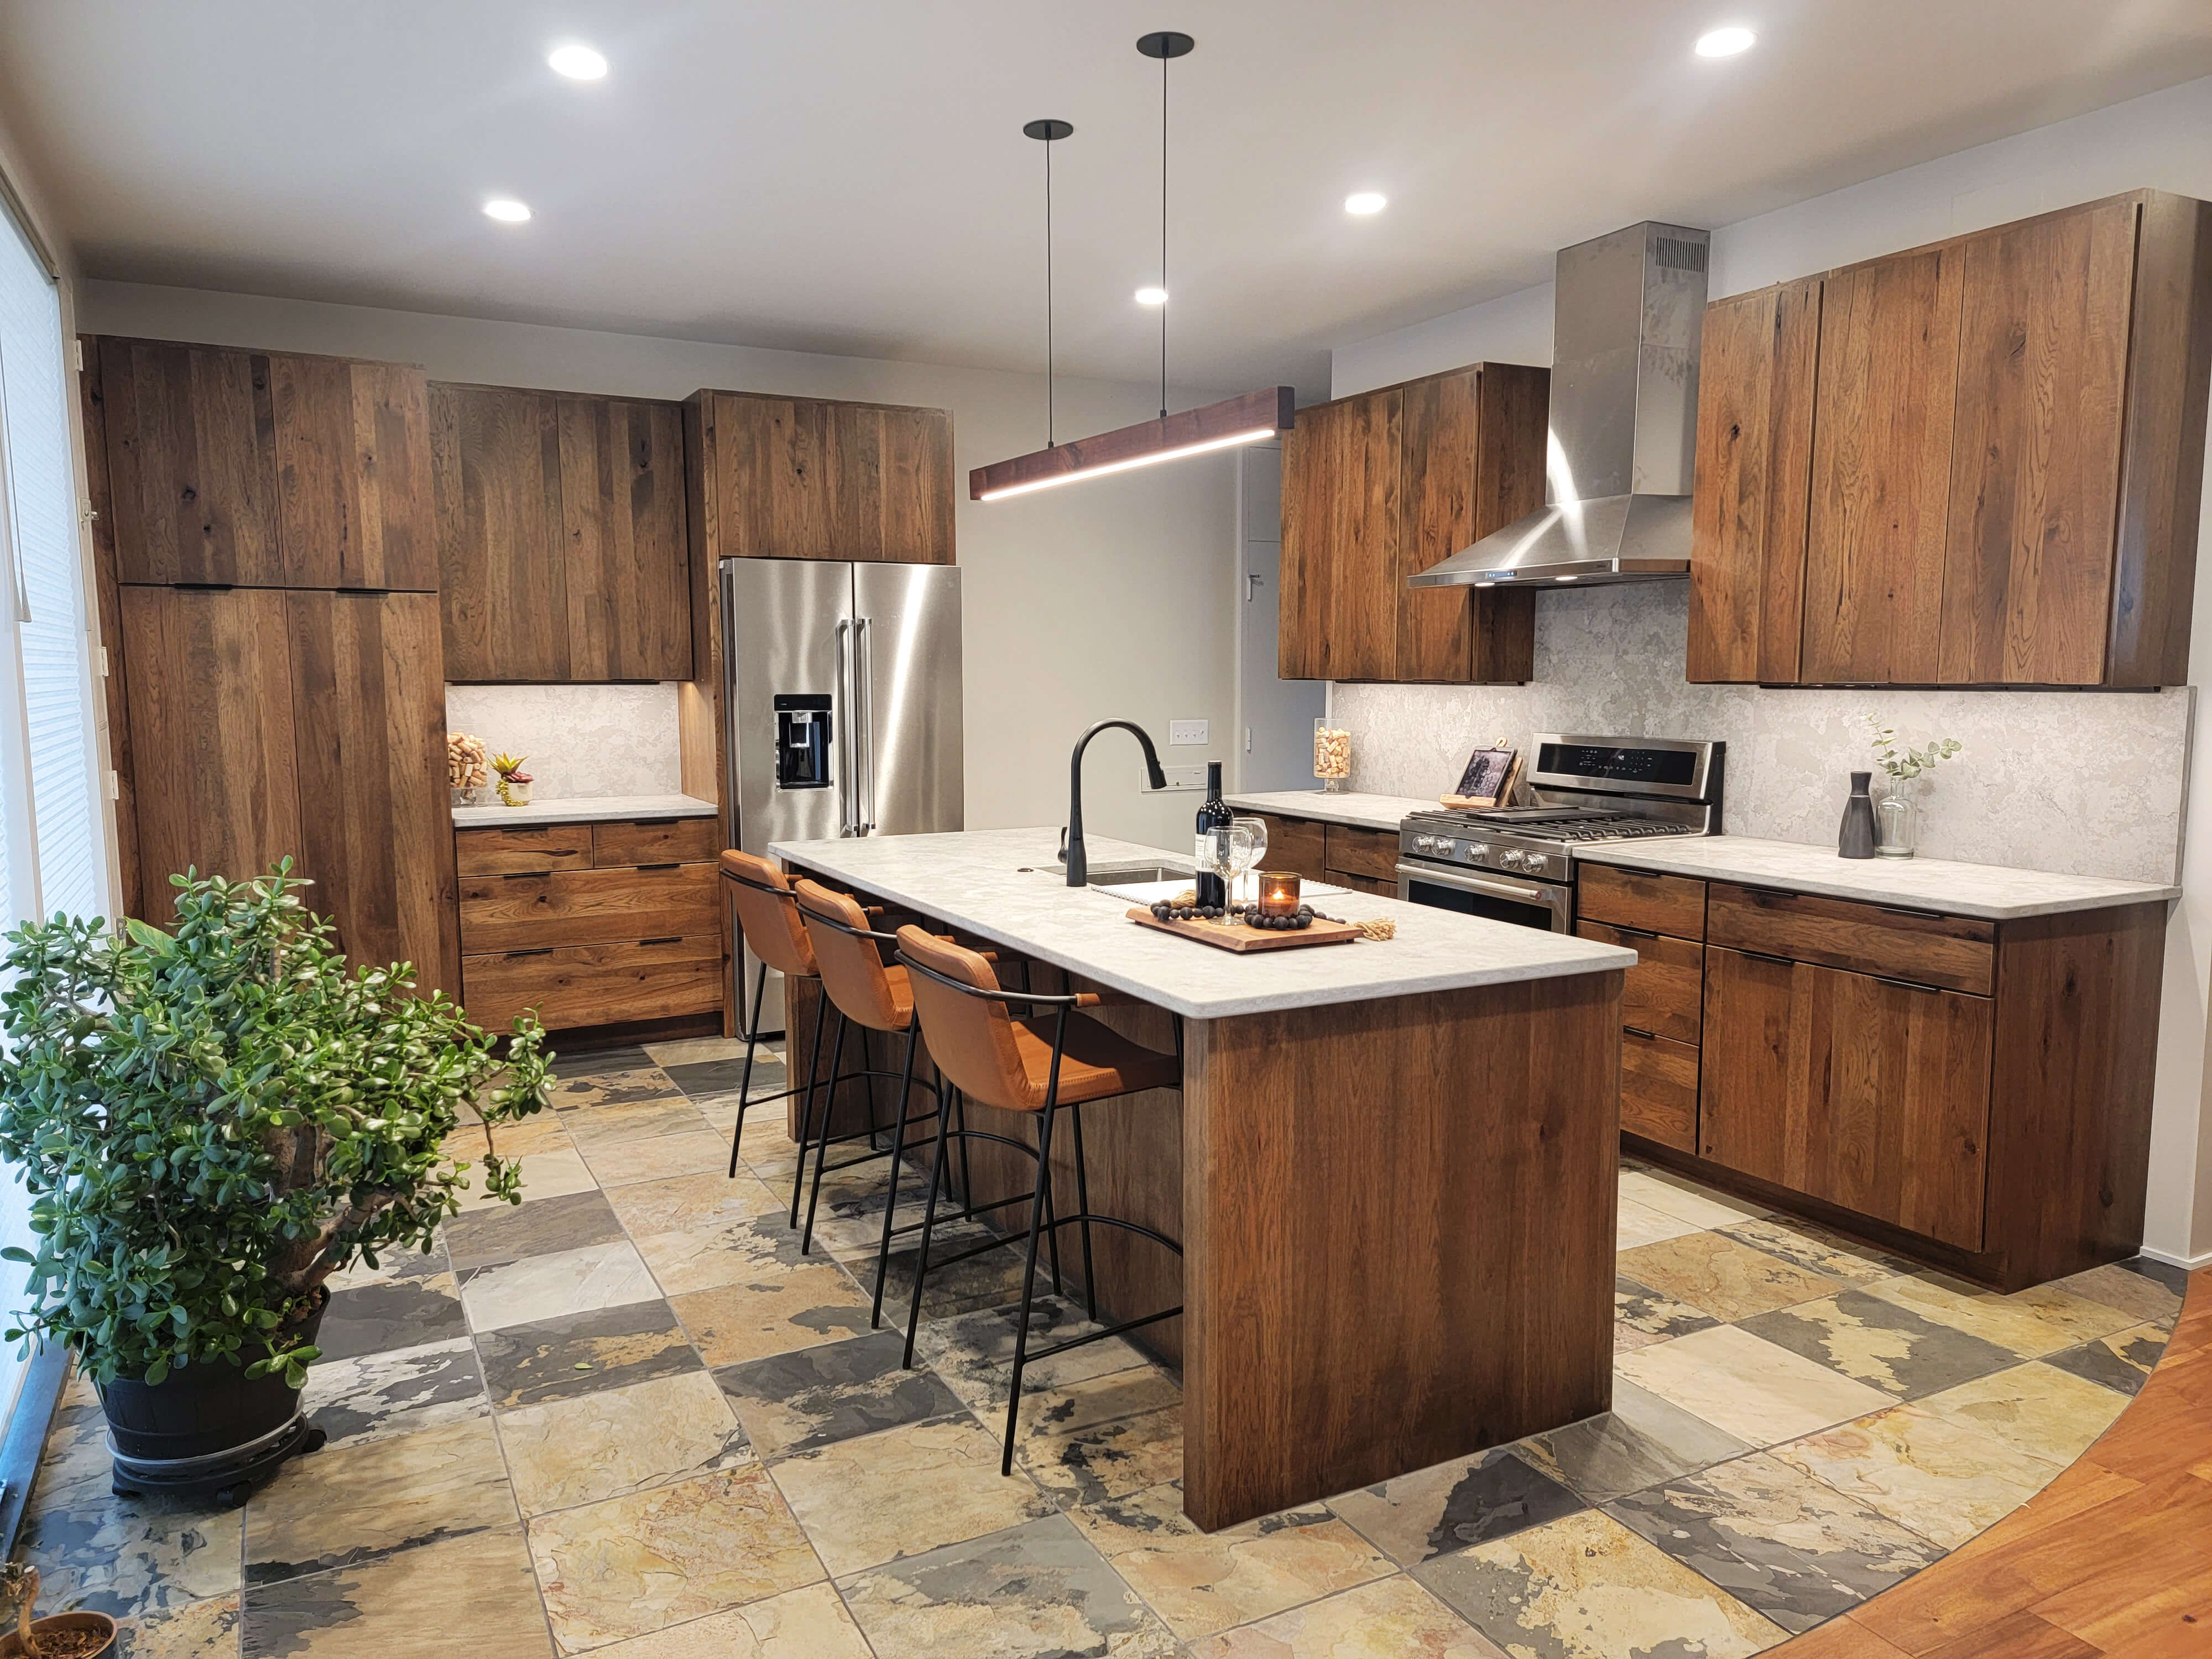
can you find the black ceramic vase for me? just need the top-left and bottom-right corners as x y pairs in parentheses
(1838, 770), (1879, 859)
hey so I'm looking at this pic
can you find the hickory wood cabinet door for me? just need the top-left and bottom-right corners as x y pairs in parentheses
(697, 391), (955, 565)
(1686, 280), (1820, 683)
(1799, 246), (1965, 684)
(270, 355), (437, 591)
(1938, 199), (2137, 686)
(119, 586), (300, 925)
(98, 337), (284, 586)
(1699, 946), (1992, 1251)
(432, 383), (567, 681)
(558, 396), (692, 680)
(285, 591), (458, 993)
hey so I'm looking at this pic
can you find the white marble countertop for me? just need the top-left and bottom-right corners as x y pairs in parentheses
(1575, 836), (2179, 920)
(766, 826), (1632, 1020)
(452, 793), (718, 828)
(1223, 790), (1434, 832)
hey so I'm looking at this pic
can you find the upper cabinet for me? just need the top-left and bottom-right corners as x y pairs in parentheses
(1279, 361), (1548, 683)
(689, 390), (955, 565)
(431, 383), (693, 682)
(1689, 189), (2212, 688)
(95, 337), (436, 591)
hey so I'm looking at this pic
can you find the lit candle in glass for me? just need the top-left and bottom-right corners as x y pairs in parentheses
(1258, 871), (1301, 918)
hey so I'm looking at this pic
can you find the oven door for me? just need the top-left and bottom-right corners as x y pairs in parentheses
(1395, 860), (1572, 933)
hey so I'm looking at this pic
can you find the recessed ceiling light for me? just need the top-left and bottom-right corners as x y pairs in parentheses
(483, 199), (533, 223)
(1134, 285), (1168, 305)
(548, 43), (608, 80)
(1694, 25), (1757, 56)
(1344, 191), (1387, 216)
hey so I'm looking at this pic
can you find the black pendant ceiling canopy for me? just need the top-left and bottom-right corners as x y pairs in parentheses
(973, 29), (1292, 503)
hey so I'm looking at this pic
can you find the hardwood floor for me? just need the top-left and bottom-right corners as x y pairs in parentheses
(1778, 1266), (2211, 1656)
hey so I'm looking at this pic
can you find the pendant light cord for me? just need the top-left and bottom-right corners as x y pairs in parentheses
(1159, 48), (1169, 419)
(1046, 133), (1056, 447)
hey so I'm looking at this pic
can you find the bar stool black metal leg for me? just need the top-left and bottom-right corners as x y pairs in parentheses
(727, 959), (770, 1178)
(902, 1073), (957, 1368)
(1003, 1089), (1062, 1475)
(1070, 1099), (1099, 1323)
(780, 987), (831, 1223)
(869, 1024), (924, 1329)
(954, 1089), (974, 1206)
(800, 1011), (851, 1254)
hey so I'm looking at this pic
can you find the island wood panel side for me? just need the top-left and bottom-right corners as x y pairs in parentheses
(1181, 972), (1620, 1530)
(1981, 902), (2166, 1288)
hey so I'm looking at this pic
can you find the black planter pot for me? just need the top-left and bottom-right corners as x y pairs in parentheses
(97, 1301), (327, 1507)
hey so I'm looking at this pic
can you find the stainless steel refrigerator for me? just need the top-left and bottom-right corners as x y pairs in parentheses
(721, 557), (963, 1031)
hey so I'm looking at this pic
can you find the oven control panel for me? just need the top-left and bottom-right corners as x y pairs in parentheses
(1401, 827), (1566, 883)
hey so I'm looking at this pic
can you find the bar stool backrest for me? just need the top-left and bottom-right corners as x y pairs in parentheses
(795, 879), (909, 1034)
(895, 925), (1040, 1113)
(720, 850), (816, 979)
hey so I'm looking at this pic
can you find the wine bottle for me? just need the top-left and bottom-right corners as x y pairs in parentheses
(1193, 761), (1231, 909)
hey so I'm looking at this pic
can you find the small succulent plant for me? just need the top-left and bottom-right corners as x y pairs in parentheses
(491, 752), (534, 807)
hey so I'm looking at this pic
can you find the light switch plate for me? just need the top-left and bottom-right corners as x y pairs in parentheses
(1168, 719), (1208, 747)
(1142, 764), (1209, 792)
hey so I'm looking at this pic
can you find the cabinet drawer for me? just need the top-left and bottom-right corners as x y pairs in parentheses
(1707, 882), (1993, 994)
(1578, 863), (1708, 939)
(460, 863), (721, 952)
(1255, 813), (1326, 883)
(1327, 869), (1397, 898)
(463, 936), (723, 1031)
(593, 817), (720, 868)
(1621, 1030), (1699, 1152)
(456, 823), (593, 875)
(1578, 921), (1702, 1043)
(1323, 823), (1399, 881)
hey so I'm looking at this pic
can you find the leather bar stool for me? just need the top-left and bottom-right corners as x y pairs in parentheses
(717, 851), (911, 1224)
(893, 925), (1184, 1475)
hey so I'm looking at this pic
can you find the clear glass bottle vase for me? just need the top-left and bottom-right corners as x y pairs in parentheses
(1876, 792), (1913, 859)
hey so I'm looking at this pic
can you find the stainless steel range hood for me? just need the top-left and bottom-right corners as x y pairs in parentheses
(1410, 222), (1709, 589)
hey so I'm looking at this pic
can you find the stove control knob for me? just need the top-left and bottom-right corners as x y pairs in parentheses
(1467, 841), (1489, 861)
(1500, 848), (1526, 869)
(1414, 834), (1436, 854)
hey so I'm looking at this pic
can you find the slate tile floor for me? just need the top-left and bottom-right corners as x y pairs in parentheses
(17, 1040), (2190, 1658)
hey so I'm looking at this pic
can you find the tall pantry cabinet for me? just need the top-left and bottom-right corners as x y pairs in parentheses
(83, 335), (460, 992)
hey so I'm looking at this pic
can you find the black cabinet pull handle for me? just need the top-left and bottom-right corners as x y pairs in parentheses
(638, 936), (681, 947)
(1875, 975), (1940, 994)
(1874, 903), (1945, 920)
(504, 948), (553, 960)
(1624, 1025), (1658, 1040)
(1613, 924), (1656, 940)
(499, 872), (545, 881)
(635, 862), (681, 872)
(1741, 949), (1793, 967)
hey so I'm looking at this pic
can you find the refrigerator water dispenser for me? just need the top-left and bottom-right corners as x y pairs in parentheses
(774, 694), (832, 789)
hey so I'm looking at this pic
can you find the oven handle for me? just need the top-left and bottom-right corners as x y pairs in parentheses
(1395, 862), (1553, 904)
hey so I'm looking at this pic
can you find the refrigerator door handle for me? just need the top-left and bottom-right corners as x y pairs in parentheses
(856, 615), (877, 833)
(834, 617), (856, 835)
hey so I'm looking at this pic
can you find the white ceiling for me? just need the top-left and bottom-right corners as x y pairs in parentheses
(4, 0), (2210, 400)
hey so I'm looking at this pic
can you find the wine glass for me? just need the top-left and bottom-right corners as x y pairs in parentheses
(1232, 816), (1269, 904)
(1201, 822), (1256, 905)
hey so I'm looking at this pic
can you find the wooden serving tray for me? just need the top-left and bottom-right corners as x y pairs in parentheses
(1126, 906), (1361, 953)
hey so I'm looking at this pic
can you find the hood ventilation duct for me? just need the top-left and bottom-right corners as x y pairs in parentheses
(1410, 221), (1709, 589)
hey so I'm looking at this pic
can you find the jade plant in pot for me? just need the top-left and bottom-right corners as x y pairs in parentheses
(0, 862), (551, 1506)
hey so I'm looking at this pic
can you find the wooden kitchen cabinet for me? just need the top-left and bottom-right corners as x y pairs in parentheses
(1279, 361), (1547, 684)
(558, 396), (693, 680)
(432, 383), (693, 682)
(1800, 244), (1965, 684)
(1250, 812), (1326, 882)
(1699, 946), (1992, 1252)
(97, 337), (437, 591)
(688, 389), (954, 565)
(1689, 189), (2212, 688)
(1686, 280), (1819, 683)
(119, 585), (457, 992)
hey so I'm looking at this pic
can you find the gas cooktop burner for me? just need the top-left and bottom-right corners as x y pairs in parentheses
(1420, 808), (1701, 844)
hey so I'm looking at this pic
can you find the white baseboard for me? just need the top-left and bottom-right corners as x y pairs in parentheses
(2138, 1243), (2212, 1272)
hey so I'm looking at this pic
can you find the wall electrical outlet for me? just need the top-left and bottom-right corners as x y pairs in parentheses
(1168, 719), (1208, 746)
(1142, 764), (1209, 793)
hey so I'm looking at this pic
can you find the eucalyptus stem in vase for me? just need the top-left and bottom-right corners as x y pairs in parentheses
(1859, 714), (1962, 859)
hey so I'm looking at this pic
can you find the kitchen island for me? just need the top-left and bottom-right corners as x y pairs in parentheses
(768, 826), (1632, 1530)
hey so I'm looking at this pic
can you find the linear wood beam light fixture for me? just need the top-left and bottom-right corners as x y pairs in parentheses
(973, 30), (1294, 503)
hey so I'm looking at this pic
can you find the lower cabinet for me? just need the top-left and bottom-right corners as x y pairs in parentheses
(457, 816), (726, 1032)
(1699, 947), (1992, 1251)
(1252, 813), (1326, 883)
(120, 585), (457, 992)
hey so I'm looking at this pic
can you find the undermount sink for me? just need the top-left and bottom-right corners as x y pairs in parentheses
(1083, 862), (1193, 887)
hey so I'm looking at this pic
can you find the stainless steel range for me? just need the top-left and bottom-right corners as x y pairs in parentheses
(1396, 735), (1724, 932)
